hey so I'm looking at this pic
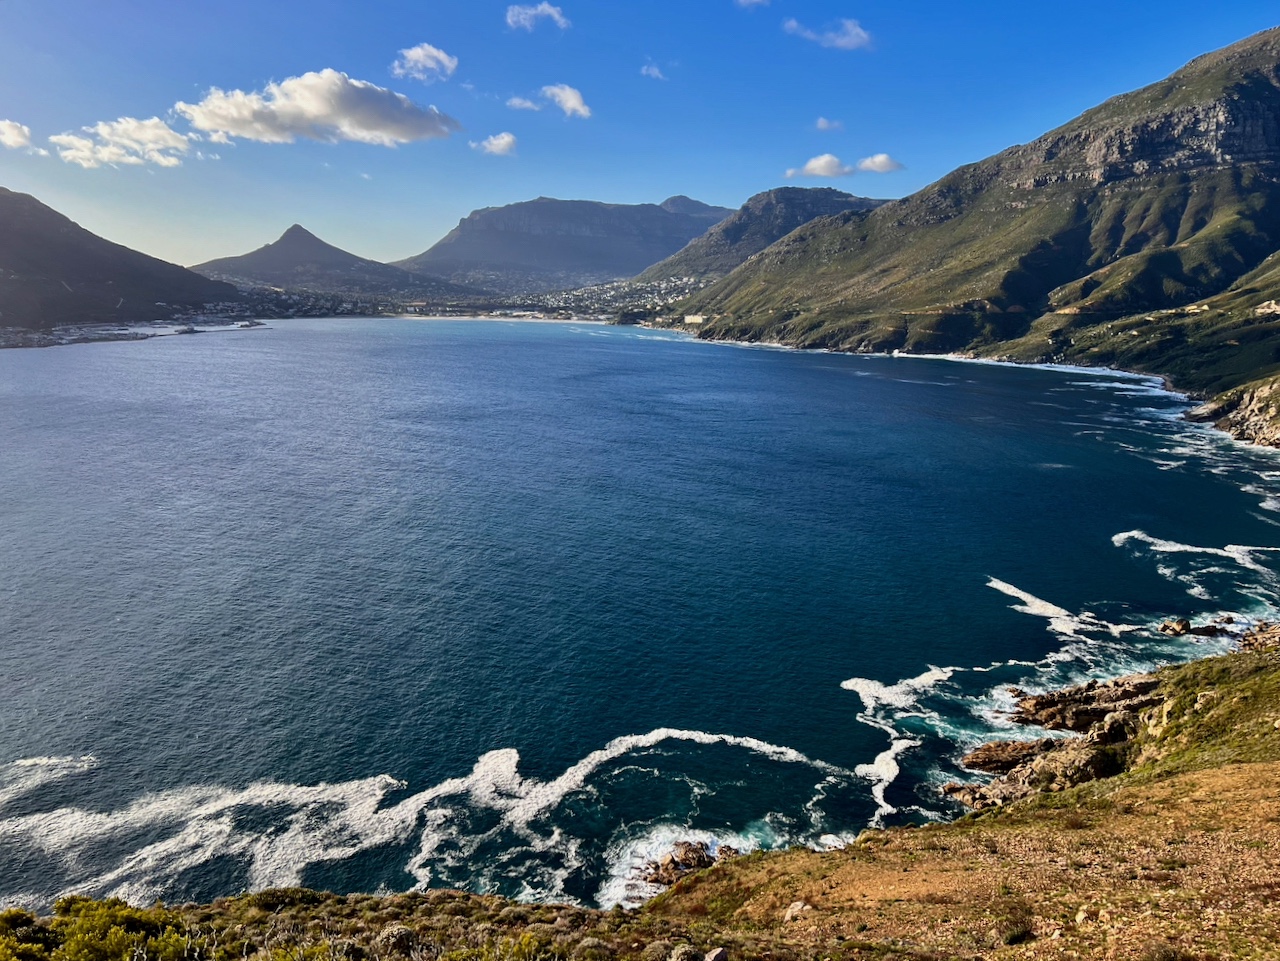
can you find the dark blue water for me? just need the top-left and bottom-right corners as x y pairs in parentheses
(2, 318), (1279, 908)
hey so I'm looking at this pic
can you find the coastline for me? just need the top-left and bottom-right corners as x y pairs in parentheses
(644, 318), (1280, 452)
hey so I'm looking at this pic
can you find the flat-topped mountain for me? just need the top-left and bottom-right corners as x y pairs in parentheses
(192, 225), (482, 300)
(681, 27), (1280, 406)
(0, 187), (239, 330)
(637, 187), (887, 283)
(394, 196), (735, 295)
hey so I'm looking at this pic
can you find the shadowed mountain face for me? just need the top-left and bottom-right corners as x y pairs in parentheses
(393, 196), (735, 295)
(0, 187), (239, 330)
(193, 225), (483, 300)
(637, 188), (887, 283)
(682, 27), (1280, 398)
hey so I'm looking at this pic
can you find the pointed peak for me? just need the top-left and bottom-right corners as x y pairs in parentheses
(279, 223), (318, 242)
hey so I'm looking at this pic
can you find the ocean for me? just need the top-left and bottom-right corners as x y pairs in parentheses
(1, 317), (1277, 909)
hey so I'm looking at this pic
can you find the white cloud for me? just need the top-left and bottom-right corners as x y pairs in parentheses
(783, 18), (871, 50)
(735, 0), (769, 6)
(506, 3), (570, 30)
(471, 131), (518, 156)
(507, 96), (542, 111)
(541, 83), (591, 118)
(641, 64), (666, 80)
(50, 116), (189, 169)
(786, 153), (854, 178)
(175, 69), (461, 146)
(0, 120), (32, 149)
(857, 152), (904, 172)
(815, 116), (843, 131)
(391, 42), (458, 83)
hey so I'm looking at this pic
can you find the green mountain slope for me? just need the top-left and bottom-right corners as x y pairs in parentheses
(681, 27), (1280, 403)
(0, 187), (240, 330)
(636, 187), (886, 283)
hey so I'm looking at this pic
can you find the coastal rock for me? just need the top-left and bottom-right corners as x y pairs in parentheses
(1010, 674), (1162, 732)
(947, 674), (1170, 809)
(643, 841), (717, 886)
(1241, 622), (1280, 652)
(961, 739), (1057, 774)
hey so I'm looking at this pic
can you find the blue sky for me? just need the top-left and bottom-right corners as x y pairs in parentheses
(0, 1), (1276, 266)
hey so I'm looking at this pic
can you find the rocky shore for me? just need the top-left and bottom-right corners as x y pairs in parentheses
(944, 619), (1280, 810)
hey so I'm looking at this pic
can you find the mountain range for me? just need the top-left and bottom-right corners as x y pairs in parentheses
(0, 187), (238, 330)
(637, 188), (887, 283)
(192, 225), (483, 301)
(394, 196), (734, 294)
(679, 27), (1280, 414)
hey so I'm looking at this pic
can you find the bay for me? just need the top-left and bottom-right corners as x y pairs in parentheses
(1, 317), (1277, 908)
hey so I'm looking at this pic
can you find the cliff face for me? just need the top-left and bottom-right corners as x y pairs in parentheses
(395, 197), (733, 294)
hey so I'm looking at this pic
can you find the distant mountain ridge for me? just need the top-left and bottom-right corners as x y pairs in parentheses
(637, 187), (887, 283)
(394, 196), (735, 295)
(680, 27), (1280, 410)
(0, 187), (239, 330)
(193, 225), (482, 300)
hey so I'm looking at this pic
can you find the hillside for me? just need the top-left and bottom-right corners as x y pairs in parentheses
(0, 187), (239, 330)
(679, 27), (1280, 415)
(192, 225), (483, 301)
(394, 196), (734, 295)
(637, 188), (886, 283)
(8, 639), (1280, 959)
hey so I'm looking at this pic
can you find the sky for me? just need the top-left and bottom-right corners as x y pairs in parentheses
(0, 1), (1277, 267)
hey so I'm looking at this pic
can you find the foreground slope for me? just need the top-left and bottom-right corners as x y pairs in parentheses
(9, 644), (1280, 959)
(0, 188), (239, 329)
(637, 188), (887, 283)
(193, 225), (482, 300)
(395, 196), (734, 294)
(682, 28), (1280, 403)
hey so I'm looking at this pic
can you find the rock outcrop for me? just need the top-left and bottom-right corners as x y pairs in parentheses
(643, 841), (739, 887)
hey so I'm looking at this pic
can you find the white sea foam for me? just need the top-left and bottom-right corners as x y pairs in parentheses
(985, 578), (1135, 639)
(840, 666), (956, 713)
(1, 728), (850, 908)
(0, 755), (97, 811)
(1113, 530), (1280, 575)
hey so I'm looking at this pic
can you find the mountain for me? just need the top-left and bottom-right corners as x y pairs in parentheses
(394, 196), (735, 295)
(637, 187), (887, 283)
(680, 27), (1280, 408)
(192, 225), (482, 300)
(0, 187), (239, 330)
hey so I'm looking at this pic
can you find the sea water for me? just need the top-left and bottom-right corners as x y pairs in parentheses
(1, 317), (1277, 908)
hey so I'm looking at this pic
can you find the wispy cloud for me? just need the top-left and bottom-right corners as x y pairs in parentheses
(815, 116), (843, 131)
(785, 153), (854, 178)
(506, 3), (570, 31)
(541, 83), (591, 118)
(471, 132), (518, 156)
(783, 18), (871, 50)
(735, 0), (769, 6)
(641, 64), (667, 80)
(507, 96), (542, 111)
(857, 153), (904, 172)
(391, 43), (459, 83)
(50, 116), (189, 169)
(0, 120), (32, 150)
(175, 69), (461, 146)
